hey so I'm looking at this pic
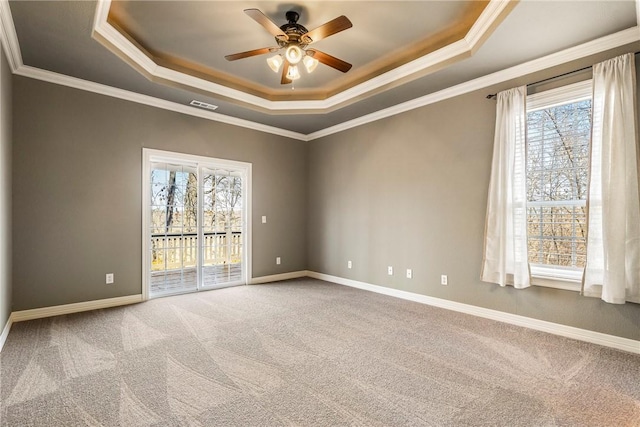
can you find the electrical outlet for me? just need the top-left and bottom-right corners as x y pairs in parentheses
(347, 260), (352, 269)
(262, 215), (267, 223)
(276, 257), (281, 265)
(106, 273), (114, 284)
(441, 275), (448, 285)
(388, 266), (393, 275)
(406, 269), (412, 279)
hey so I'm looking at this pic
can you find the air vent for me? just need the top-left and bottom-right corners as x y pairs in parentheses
(189, 100), (218, 111)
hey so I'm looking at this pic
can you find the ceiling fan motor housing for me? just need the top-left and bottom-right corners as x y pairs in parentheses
(277, 10), (310, 47)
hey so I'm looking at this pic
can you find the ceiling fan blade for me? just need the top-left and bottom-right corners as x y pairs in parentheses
(244, 9), (288, 42)
(281, 62), (292, 84)
(225, 47), (276, 61)
(307, 49), (352, 73)
(302, 16), (352, 44)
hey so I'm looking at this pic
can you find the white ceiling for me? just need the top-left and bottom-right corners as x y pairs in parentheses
(3, 0), (639, 138)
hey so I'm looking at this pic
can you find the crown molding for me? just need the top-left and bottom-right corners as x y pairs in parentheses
(92, 2), (273, 112)
(93, 0), (154, 73)
(92, 0), (512, 113)
(0, 0), (22, 72)
(465, 0), (515, 51)
(307, 26), (640, 141)
(14, 65), (308, 141)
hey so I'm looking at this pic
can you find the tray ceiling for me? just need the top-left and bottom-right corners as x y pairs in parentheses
(104, 1), (489, 101)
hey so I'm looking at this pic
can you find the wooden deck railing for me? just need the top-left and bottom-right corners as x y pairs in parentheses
(151, 231), (242, 271)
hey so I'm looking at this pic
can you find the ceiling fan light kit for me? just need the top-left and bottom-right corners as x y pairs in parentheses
(285, 45), (303, 64)
(303, 55), (319, 73)
(266, 54), (284, 73)
(267, 50), (319, 75)
(225, 8), (353, 85)
(286, 65), (301, 80)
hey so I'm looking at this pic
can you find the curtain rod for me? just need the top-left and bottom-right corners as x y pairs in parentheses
(486, 51), (639, 100)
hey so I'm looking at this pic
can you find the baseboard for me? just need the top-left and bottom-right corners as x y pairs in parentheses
(306, 271), (640, 355)
(250, 270), (308, 285)
(4, 275), (637, 355)
(10, 294), (144, 323)
(0, 315), (12, 353)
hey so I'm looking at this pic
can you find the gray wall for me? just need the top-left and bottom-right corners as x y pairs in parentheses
(307, 58), (640, 341)
(12, 77), (307, 311)
(0, 44), (12, 327)
(8, 47), (640, 341)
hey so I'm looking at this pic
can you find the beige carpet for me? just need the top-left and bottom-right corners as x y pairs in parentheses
(1, 279), (639, 426)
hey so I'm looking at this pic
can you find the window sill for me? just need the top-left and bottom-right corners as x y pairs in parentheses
(530, 264), (582, 292)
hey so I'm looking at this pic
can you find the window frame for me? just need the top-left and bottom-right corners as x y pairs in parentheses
(525, 79), (592, 291)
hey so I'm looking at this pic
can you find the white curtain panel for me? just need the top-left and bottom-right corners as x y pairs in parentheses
(482, 86), (530, 288)
(583, 53), (640, 304)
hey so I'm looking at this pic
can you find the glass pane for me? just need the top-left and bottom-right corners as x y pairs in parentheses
(149, 162), (198, 296)
(526, 99), (590, 269)
(150, 249), (165, 272)
(527, 205), (587, 268)
(200, 170), (243, 288)
(526, 100), (591, 203)
(181, 269), (197, 289)
(150, 207), (169, 232)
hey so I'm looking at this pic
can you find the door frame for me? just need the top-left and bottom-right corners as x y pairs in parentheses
(142, 148), (252, 300)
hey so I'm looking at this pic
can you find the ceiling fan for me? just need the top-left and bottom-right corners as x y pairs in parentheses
(225, 9), (353, 84)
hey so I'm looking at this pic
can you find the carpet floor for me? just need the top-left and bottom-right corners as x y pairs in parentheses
(1, 279), (639, 426)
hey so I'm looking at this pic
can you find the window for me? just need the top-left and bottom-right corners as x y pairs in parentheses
(525, 81), (592, 287)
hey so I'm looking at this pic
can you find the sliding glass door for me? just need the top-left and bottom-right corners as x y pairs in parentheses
(201, 168), (244, 289)
(143, 149), (251, 299)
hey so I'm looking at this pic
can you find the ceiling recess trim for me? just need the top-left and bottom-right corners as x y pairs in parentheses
(0, 0), (20, 71)
(92, 0), (515, 113)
